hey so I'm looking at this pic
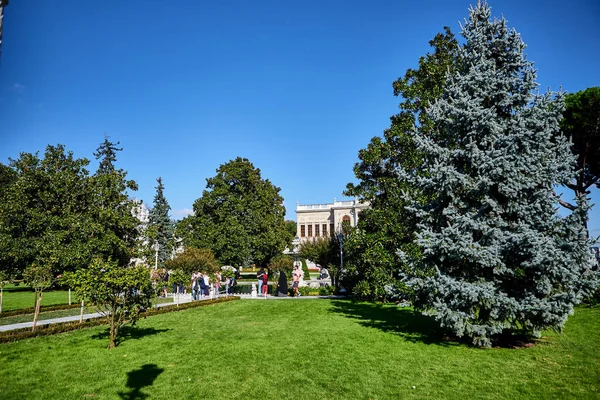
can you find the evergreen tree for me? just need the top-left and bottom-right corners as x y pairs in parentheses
(399, 3), (597, 346)
(148, 177), (173, 267)
(92, 137), (139, 267)
(93, 134), (123, 174)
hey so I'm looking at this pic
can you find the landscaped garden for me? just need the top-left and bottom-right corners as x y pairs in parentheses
(1, 299), (598, 399)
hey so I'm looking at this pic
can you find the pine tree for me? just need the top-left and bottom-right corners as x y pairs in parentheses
(148, 177), (173, 267)
(399, 3), (597, 347)
(93, 134), (123, 174)
(92, 136), (139, 267)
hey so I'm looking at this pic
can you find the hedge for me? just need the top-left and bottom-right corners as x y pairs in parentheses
(0, 296), (240, 344)
(0, 303), (80, 318)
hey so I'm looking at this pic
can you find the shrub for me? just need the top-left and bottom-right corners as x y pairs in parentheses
(301, 259), (311, 281)
(0, 303), (80, 318)
(319, 286), (336, 296)
(352, 280), (372, 301)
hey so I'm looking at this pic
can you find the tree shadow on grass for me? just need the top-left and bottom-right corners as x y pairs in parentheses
(329, 300), (458, 346)
(91, 326), (170, 346)
(117, 363), (164, 400)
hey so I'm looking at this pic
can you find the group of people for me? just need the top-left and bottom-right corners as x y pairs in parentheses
(256, 268), (269, 296)
(256, 265), (303, 297)
(191, 272), (215, 300)
(190, 271), (237, 299)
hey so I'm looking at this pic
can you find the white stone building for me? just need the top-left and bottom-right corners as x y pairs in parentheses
(296, 199), (369, 241)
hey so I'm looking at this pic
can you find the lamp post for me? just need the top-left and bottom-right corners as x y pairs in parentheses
(153, 242), (159, 270)
(292, 236), (301, 266)
(337, 232), (343, 270)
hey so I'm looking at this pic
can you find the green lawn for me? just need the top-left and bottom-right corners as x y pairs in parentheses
(0, 284), (176, 314)
(1, 284), (71, 312)
(0, 299), (598, 399)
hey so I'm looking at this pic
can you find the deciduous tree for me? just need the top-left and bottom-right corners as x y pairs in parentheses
(24, 263), (55, 331)
(558, 87), (600, 221)
(165, 247), (218, 275)
(181, 157), (288, 268)
(298, 237), (341, 287)
(344, 27), (459, 299)
(62, 258), (152, 348)
(0, 145), (93, 278)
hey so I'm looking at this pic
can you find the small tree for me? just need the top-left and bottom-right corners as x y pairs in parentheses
(268, 254), (293, 273)
(24, 264), (55, 331)
(298, 237), (340, 287)
(168, 269), (189, 295)
(165, 247), (219, 275)
(63, 258), (152, 349)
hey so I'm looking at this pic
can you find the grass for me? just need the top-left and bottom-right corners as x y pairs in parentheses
(0, 299), (598, 399)
(1, 284), (71, 312)
(0, 284), (176, 314)
(0, 296), (175, 325)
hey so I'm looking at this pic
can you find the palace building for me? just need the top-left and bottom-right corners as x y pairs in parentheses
(295, 199), (369, 241)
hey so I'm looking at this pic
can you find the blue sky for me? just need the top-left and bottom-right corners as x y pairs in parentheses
(0, 0), (599, 236)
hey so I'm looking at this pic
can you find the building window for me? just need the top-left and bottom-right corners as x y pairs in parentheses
(342, 215), (351, 225)
(315, 224), (320, 237)
(322, 224), (327, 237)
(308, 225), (313, 237)
(300, 225), (305, 237)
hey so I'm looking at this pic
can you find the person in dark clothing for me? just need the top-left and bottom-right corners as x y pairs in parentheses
(199, 273), (207, 299)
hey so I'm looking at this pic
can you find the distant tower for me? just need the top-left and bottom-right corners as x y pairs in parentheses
(0, 0), (8, 61)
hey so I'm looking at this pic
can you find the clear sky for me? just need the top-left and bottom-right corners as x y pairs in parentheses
(1, 1), (599, 236)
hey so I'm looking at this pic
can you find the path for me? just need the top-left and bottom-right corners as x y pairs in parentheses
(0, 294), (346, 332)
(0, 295), (195, 332)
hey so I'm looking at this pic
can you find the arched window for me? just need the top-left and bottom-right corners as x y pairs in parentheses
(342, 215), (351, 224)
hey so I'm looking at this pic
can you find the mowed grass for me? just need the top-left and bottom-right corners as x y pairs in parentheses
(0, 300), (598, 399)
(1, 285), (71, 312)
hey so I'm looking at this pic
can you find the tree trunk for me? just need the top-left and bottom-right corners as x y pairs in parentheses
(109, 316), (117, 349)
(79, 299), (84, 323)
(32, 291), (42, 332)
(0, 286), (3, 314)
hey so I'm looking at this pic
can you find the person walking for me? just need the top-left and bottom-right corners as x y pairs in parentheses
(214, 271), (222, 297)
(192, 273), (199, 300)
(199, 273), (207, 299)
(292, 265), (301, 297)
(203, 273), (210, 297)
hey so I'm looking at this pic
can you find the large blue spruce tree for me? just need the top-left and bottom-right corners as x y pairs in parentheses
(399, 3), (597, 346)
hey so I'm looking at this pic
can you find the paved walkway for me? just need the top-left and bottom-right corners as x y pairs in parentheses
(0, 295), (196, 333)
(0, 294), (346, 332)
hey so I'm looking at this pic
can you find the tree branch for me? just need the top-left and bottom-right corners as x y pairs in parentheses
(558, 198), (576, 211)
